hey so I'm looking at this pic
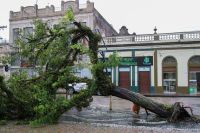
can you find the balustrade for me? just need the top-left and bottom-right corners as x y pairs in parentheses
(100, 31), (200, 45)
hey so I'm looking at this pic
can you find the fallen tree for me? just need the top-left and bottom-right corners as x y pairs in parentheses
(111, 87), (198, 122)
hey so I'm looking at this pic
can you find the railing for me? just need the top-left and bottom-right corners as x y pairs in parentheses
(101, 31), (200, 45)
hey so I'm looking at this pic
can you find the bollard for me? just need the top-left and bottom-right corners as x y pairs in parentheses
(109, 95), (112, 111)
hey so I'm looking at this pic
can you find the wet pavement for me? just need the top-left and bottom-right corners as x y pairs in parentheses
(59, 96), (200, 132)
(1, 96), (200, 133)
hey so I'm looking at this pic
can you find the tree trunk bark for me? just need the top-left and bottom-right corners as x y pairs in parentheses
(111, 87), (192, 121)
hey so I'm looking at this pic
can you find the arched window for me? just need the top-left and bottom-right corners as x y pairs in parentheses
(162, 56), (177, 93)
(188, 56), (200, 94)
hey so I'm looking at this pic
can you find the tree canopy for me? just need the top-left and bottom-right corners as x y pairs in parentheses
(0, 10), (114, 126)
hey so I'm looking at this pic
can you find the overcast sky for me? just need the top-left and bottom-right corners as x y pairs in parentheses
(1, 0), (200, 40)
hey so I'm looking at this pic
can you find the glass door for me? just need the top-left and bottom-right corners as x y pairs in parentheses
(189, 71), (200, 94)
(163, 72), (176, 94)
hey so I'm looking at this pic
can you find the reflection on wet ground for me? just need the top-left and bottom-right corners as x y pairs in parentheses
(59, 96), (200, 131)
(60, 106), (200, 130)
(1, 96), (200, 133)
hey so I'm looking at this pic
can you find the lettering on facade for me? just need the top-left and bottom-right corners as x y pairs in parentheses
(120, 56), (153, 66)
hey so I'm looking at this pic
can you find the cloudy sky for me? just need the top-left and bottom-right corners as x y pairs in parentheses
(1, 0), (200, 40)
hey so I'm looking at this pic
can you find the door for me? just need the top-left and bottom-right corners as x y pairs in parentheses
(163, 72), (176, 93)
(138, 71), (150, 94)
(119, 72), (130, 89)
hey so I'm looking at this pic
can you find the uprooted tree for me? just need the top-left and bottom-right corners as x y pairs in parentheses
(0, 10), (199, 125)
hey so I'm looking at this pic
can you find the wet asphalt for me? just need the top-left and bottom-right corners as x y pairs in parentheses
(59, 96), (200, 131)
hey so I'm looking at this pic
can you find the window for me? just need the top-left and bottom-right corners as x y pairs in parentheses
(13, 28), (20, 44)
(23, 27), (33, 41)
(189, 56), (200, 65)
(163, 72), (176, 79)
(162, 56), (177, 94)
(188, 72), (200, 94)
(188, 56), (200, 94)
(163, 72), (176, 93)
(11, 53), (20, 66)
(80, 22), (87, 26)
(190, 72), (197, 81)
(24, 27), (33, 36)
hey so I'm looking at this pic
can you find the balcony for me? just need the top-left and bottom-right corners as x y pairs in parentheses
(100, 31), (200, 46)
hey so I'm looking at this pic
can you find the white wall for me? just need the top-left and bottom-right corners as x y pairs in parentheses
(103, 51), (132, 58)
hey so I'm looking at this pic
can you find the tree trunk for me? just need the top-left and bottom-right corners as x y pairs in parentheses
(111, 87), (192, 121)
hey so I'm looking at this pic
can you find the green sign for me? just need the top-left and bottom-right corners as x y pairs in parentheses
(119, 58), (137, 66)
(143, 57), (151, 65)
(120, 56), (153, 66)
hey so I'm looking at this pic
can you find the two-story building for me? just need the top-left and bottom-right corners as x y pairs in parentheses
(100, 26), (200, 95)
(9, 0), (117, 78)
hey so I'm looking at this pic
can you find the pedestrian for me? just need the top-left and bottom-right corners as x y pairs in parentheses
(132, 103), (140, 114)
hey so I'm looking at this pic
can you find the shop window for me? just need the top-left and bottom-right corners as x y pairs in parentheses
(162, 56), (177, 94)
(163, 72), (176, 93)
(188, 56), (200, 94)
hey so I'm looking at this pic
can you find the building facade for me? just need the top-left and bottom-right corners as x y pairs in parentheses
(9, 0), (117, 78)
(99, 27), (200, 95)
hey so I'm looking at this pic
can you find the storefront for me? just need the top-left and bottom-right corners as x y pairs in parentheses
(100, 30), (200, 95)
(112, 56), (153, 94)
(156, 49), (200, 95)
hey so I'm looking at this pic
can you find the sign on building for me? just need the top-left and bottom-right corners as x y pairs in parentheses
(120, 56), (153, 66)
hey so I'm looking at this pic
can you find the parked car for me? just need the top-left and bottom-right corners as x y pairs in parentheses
(68, 82), (87, 95)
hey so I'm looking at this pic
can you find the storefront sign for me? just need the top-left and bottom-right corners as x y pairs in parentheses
(119, 58), (137, 66)
(120, 56), (153, 66)
(136, 56), (153, 66)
